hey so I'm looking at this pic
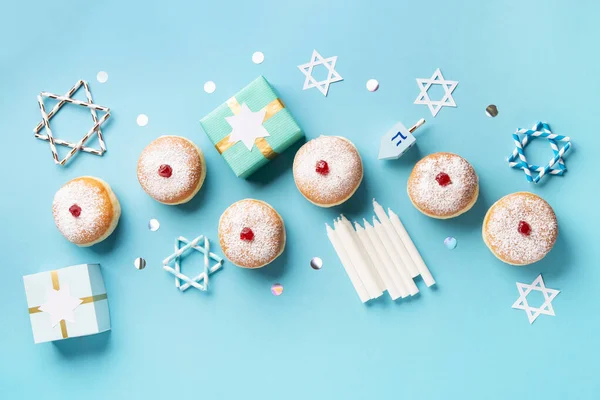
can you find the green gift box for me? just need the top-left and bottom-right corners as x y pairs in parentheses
(200, 76), (304, 178)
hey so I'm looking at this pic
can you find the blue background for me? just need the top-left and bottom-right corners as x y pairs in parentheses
(1, 1), (598, 398)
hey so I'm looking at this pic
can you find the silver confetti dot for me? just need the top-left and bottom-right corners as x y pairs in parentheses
(271, 283), (283, 296)
(96, 71), (108, 83)
(148, 218), (160, 231)
(136, 114), (149, 127)
(252, 51), (265, 64)
(366, 79), (379, 92)
(444, 237), (457, 250)
(134, 257), (147, 270)
(485, 104), (498, 117)
(310, 257), (323, 270)
(204, 81), (216, 94)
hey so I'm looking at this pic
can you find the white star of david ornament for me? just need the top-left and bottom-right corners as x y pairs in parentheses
(414, 68), (458, 117)
(512, 274), (560, 324)
(298, 49), (343, 96)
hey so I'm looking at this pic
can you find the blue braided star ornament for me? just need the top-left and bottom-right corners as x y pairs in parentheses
(507, 122), (572, 183)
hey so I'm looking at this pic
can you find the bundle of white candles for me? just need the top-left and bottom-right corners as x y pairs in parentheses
(326, 199), (435, 303)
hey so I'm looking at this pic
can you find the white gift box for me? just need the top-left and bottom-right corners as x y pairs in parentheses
(23, 263), (110, 344)
(378, 121), (417, 160)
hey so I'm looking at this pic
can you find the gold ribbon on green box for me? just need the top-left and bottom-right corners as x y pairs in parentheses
(200, 76), (304, 178)
(215, 96), (285, 159)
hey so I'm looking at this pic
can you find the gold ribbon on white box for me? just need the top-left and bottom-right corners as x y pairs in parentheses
(28, 270), (107, 339)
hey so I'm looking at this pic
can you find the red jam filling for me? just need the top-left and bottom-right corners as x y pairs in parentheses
(518, 220), (532, 236)
(315, 160), (330, 175)
(240, 227), (255, 242)
(435, 172), (452, 187)
(158, 164), (173, 178)
(69, 204), (82, 218)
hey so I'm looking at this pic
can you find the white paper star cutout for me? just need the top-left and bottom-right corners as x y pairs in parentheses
(38, 285), (83, 327)
(512, 274), (560, 324)
(414, 68), (458, 117)
(298, 49), (343, 96)
(225, 103), (269, 151)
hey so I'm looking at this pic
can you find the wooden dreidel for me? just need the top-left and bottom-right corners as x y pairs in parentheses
(378, 118), (426, 160)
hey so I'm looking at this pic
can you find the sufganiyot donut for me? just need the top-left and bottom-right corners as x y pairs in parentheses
(137, 135), (206, 205)
(218, 199), (286, 269)
(293, 136), (363, 207)
(52, 176), (121, 247)
(483, 192), (558, 266)
(407, 152), (479, 219)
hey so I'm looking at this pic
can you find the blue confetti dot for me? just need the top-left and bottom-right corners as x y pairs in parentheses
(444, 237), (457, 250)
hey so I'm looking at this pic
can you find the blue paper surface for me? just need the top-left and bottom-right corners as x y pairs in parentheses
(1, 0), (599, 398)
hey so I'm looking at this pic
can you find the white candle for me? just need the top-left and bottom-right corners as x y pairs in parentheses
(339, 216), (385, 292)
(373, 217), (419, 296)
(363, 219), (409, 298)
(355, 222), (401, 300)
(335, 219), (383, 300)
(388, 208), (435, 287)
(373, 200), (419, 278)
(326, 224), (370, 303)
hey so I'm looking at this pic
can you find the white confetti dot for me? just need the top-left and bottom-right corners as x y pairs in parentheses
(252, 51), (265, 64)
(148, 218), (160, 231)
(204, 81), (216, 94)
(96, 71), (108, 83)
(310, 257), (323, 270)
(136, 114), (149, 127)
(366, 79), (379, 92)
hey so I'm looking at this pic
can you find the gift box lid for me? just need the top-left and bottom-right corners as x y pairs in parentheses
(200, 76), (304, 178)
(23, 263), (110, 344)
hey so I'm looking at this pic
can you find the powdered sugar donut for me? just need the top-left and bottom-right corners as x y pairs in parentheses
(137, 136), (206, 205)
(483, 192), (558, 266)
(407, 152), (479, 219)
(52, 176), (121, 247)
(293, 136), (363, 207)
(218, 199), (286, 269)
